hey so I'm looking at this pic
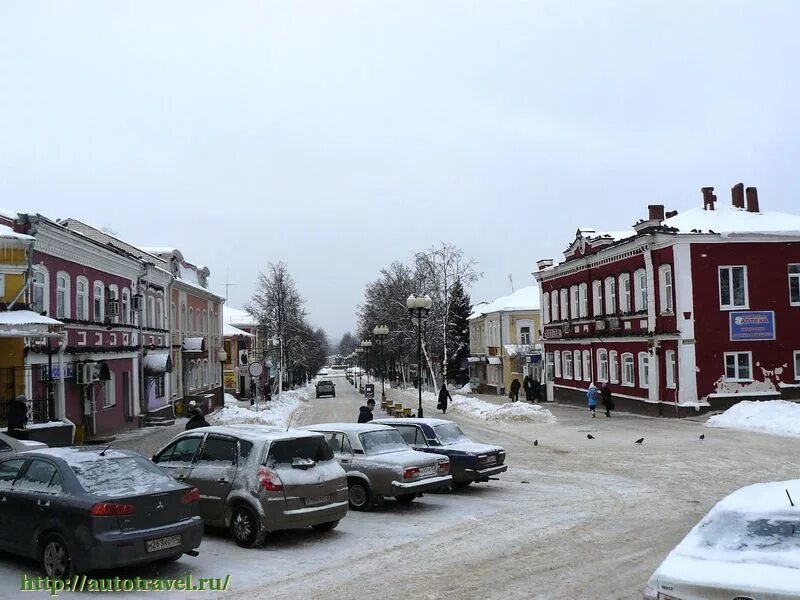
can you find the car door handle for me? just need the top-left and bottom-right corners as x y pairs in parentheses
(0, 496), (5, 503)
(216, 478), (229, 483)
(37, 500), (50, 508)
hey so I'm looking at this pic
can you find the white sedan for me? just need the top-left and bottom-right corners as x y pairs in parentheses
(644, 478), (800, 600)
(0, 431), (47, 456)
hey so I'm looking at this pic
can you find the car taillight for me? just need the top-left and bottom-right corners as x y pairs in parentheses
(403, 467), (419, 480)
(181, 487), (200, 504)
(258, 466), (284, 491)
(89, 502), (136, 516)
(438, 460), (449, 475)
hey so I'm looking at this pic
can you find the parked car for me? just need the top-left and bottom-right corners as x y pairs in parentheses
(302, 423), (452, 510)
(315, 380), (336, 398)
(0, 432), (47, 456)
(643, 478), (800, 600)
(373, 418), (507, 487)
(152, 425), (348, 548)
(0, 447), (203, 577)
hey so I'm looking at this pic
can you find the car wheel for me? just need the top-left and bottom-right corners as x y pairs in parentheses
(230, 506), (265, 548)
(347, 480), (372, 511)
(453, 481), (472, 489)
(395, 493), (418, 505)
(41, 533), (74, 578)
(311, 520), (340, 532)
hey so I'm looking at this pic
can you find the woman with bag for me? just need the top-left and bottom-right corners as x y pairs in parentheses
(438, 383), (452, 414)
(600, 382), (615, 417)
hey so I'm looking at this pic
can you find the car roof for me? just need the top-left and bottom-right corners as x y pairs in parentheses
(20, 446), (142, 463)
(374, 417), (454, 427)
(179, 424), (325, 442)
(301, 422), (395, 434)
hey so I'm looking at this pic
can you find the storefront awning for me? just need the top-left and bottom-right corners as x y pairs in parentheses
(182, 337), (206, 353)
(144, 351), (173, 375)
(0, 310), (64, 338)
(487, 356), (502, 365)
(467, 356), (481, 363)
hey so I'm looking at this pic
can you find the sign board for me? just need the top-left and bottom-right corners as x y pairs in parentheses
(525, 353), (542, 364)
(223, 371), (237, 390)
(365, 384), (375, 399)
(730, 311), (776, 341)
(48, 365), (74, 379)
(543, 328), (563, 340)
(248, 362), (265, 378)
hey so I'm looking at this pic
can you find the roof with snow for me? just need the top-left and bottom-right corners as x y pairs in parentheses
(576, 228), (636, 242)
(0, 224), (32, 241)
(663, 202), (800, 234)
(0, 310), (63, 327)
(224, 323), (254, 337)
(224, 306), (257, 326)
(468, 285), (540, 319)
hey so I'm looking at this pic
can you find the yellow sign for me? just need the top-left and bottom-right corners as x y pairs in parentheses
(223, 371), (237, 390)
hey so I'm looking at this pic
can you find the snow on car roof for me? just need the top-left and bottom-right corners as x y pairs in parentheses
(194, 424), (324, 441)
(375, 417), (454, 426)
(711, 478), (800, 515)
(31, 447), (139, 462)
(302, 423), (395, 433)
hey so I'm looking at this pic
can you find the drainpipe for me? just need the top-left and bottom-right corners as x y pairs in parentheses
(55, 331), (76, 442)
(136, 269), (147, 425)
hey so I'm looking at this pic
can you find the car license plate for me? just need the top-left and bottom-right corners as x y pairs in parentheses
(304, 495), (331, 506)
(146, 534), (182, 553)
(419, 466), (437, 476)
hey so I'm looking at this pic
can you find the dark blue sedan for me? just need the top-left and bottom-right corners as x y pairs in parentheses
(373, 418), (507, 487)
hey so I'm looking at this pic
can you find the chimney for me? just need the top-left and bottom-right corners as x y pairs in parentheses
(665, 210), (678, 219)
(701, 187), (716, 211)
(648, 204), (665, 222)
(536, 259), (554, 271)
(731, 183), (745, 209)
(745, 187), (760, 213)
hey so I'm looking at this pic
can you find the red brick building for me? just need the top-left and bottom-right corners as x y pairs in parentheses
(534, 184), (800, 416)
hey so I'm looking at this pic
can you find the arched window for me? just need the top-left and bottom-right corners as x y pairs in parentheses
(609, 351), (619, 384)
(618, 273), (631, 313)
(592, 280), (603, 316)
(597, 349), (608, 382)
(551, 290), (559, 321)
(554, 351), (561, 378)
(156, 298), (164, 329)
(108, 284), (119, 322)
(560, 289), (568, 320)
(93, 281), (105, 321)
(604, 277), (617, 315)
(542, 293), (550, 325)
(634, 268), (647, 312)
(56, 272), (70, 319)
(121, 288), (130, 324)
(659, 265), (674, 313)
(622, 353), (635, 386)
(563, 351), (573, 379)
(582, 350), (591, 382)
(570, 286), (579, 320)
(578, 283), (588, 318)
(146, 296), (155, 328)
(573, 350), (582, 381)
(75, 277), (89, 320)
(32, 267), (49, 314)
(638, 352), (650, 388)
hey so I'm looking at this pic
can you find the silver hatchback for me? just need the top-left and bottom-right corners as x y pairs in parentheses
(153, 425), (348, 547)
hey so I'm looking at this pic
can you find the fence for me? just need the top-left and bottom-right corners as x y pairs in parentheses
(0, 366), (56, 427)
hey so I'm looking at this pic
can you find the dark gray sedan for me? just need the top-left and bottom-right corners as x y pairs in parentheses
(0, 447), (203, 577)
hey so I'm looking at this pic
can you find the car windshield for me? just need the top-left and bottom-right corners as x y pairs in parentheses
(686, 511), (800, 557)
(267, 437), (334, 464)
(70, 456), (173, 497)
(434, 423), (468, 444)
(359, 430), (409, 454)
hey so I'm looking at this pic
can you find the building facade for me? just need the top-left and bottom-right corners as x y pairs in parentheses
(222, 306), (259, 398)
(534, 184), (800, 416)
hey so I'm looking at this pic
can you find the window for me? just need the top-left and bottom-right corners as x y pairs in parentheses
(155, 376), (166, 397)
(789, 265), (800, 306)
(563, 352), (572, 379)
(618, 273), (631, 313)
(199, 436), (238, 465)
(156, 298), (164, 329)
(560, 289), (568, 320)
(621, 353), (634, 386)
(107, 284), (119, 321)
(660, 265), (674, 313)
(597, 349), (608, 382)
(665, 350), (676, 389)
(554, 351), (561, 378)
(604, 277), (616, 315)
(542, 294), (550, 325)
(154, 436), (201, 463)
(573, 350), (582, 381)
(0, 458), (25, 489)
(103, 373), (115, 408)
(578, 283), (588, 318)
(93, 281), (104, 321)
(76, 277), (88, 320)
(520, 326), (531, 345)
(638, 352), (649, 388)
(570, 286), (579, 321)
(592, 280), (603, 316)
(609, 351), (619, 384)
(551, 290), (559, 321)
(56, 272), (70, 319)
(32, 267), (48, 314)
(16, 459), (61, 493)
(121, 288), (130, 324)
(203, 309), (208, 334)
(724, 352), (752, 381)
(634, 269), (647, 312)
(719, 266), (748, 309)
(147, 296), (155, 328)
(794, 351), (800, 381)
(582, 350), (591, 382)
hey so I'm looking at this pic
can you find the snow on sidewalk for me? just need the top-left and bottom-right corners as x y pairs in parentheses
(211, 386), (312, 428)
(396, 388), (556, 424)
(706, 400), (800, 438)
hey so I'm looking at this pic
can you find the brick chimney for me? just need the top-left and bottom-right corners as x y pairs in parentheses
(536, 259), (554, 271)
(701, 187), (716, 211)
(665, 210), (678, 219)
(745, 186), (760, 213)
(731, 183), (745, 209)
(648, 204), (665, 222)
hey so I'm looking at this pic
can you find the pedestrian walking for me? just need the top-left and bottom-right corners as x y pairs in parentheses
(509, 378), (521, 402)
(523, 375), (533, 402)
(531, 378), (542, 402)
(437, 383), (452, 414)
(587, 383), (599, 418)
(7, 395), (29, 439)
(185, 403), (210, 430)
(600, 382), (615, 417)
(358, 399), (375, 423)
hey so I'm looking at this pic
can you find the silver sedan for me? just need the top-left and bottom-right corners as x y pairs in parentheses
(302, 423), (452, 511)
(0, 432), (47, 456)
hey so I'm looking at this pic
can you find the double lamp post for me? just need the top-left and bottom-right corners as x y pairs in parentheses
(406, 294), (432, 418)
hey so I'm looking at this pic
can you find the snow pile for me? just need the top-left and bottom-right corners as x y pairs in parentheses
(448, 394), (557, 423)
(706, 400), (800, 438)
(452, 382), (472, 394)
(212, 387), (311, 428)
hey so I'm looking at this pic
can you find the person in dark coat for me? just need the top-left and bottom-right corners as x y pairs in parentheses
(358, 399), (375, 423)
(185, 409), (210, 430)
(531, 379), (542, 402)
(438, 384), (452, 414)
(509, 378), (521, 402)
(600, 382), (615, 417)
(7, 395), (29, 438)
(523, 375), (533, 402)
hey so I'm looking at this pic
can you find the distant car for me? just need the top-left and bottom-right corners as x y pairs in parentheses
(152, 425), (348, 548)
(643, 478), (800, 600)
(0, 432), (47, 456)
(301, 423), (451, 510)
(315, 380), (336, 398)
(373, 418), (507, 487)
(0, 447), (203, 577)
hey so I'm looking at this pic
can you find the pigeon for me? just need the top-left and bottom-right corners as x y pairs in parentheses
(533, 440), (538, 446)
(587, 434), (595, 440)
(699, 434), (705, 440)
(635, 437), (644, 444)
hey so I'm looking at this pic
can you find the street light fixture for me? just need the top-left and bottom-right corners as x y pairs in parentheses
(406, 294), (433, 418)
(360, 340), (373, 386)
(355, 347), (364, 392)
(372, 325), (389, 401)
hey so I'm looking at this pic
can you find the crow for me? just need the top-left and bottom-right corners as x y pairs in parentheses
(587, 434), (595, 440)
(635, 437), (644, 444)
(699, 434), (705, 440)
(533, 440), (538, 446)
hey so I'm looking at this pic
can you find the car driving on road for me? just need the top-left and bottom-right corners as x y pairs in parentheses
(302, 423), (451, 510)
(0, 447), (203, 577)
(315, 380), (336, 398)
(373, 418), (507, 487)
(153, 425), (348, 548)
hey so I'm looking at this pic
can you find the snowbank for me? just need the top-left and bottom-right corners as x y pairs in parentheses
(398, 389), (556, 424)
(452, 382), (472, 394)
(706, 400), (800, 438)
(212, 387), (311, 428)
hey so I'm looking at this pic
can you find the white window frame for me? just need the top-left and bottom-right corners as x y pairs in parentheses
(597, 349), (608, 382)
(634, 268), (647, 312)
(578, 283), (588, 318)
(519, 326), (531, 345)
(794, 350), (800, 381)
(560, 289), (569, 320)
(121, 288), (130, 324)
(665, 350), (676, 389)
(638, 352), (649, 388)
(542, 293), (550, 325)
(75, 276), (89, 320)
(56, 272), (70, 319)
(618, 273), (631, 313)
(570, 286), (579, 321)
(563, 352), (573, 379)
(582, 350), (591, 382)
(554, 351), (561, 378)
(573, 350), (581, 381)
(724, 351), (753, 381)
(147, 296), (156, 329)
(103, 372), (115, 408)
(659, 265), (674, 314)
(788, 264), (800, 306)
(621, 353), (635, 387)
(551, 290), (559, 322)
(32, 266), (49, 315)
(156, 297), (165, 330)
(604, 277), (616, 315)
(718, 266), (749, 310)
(592, 280), (603, 316)
(108, 284), (119, 322)
(609, 351), (619, 384)
(93, 281), (105, 322)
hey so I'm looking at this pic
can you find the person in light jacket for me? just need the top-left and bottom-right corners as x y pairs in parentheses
(587, 383), (599, 418)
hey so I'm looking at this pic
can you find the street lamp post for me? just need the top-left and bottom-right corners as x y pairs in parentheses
(360, 340), (373, 386)
(373, 325), (389, 401)
(356, 347), (364, 393)
(406, 294), (433, 418)
(271, 336), (283, 400)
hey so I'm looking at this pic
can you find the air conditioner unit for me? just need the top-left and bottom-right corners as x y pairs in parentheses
(76, 363), (99, 385)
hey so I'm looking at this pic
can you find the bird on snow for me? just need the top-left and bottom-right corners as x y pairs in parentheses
(533, 440), (538, 446)
(635, 437), (644, 444)
(587, 434), (595, 440)
(699, 434), (705, 440)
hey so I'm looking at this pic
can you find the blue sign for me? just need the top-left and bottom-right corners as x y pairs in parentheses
(730, 311), (775, 341)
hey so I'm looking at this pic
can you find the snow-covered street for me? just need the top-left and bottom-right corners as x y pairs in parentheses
(1, 382), (798, 599)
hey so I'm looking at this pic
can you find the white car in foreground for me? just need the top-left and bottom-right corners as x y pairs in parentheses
(644, 479), (800, 600)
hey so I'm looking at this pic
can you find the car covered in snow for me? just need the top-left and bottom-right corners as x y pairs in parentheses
(301, 423), (452, 510)
(643, 478), (800, 600)
(315, 380), (336, 398)
(373, 418), (507, 487)
(153, 425), (348, 548)
(0, 432), (47, 456)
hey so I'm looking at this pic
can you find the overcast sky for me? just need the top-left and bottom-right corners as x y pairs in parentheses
(2, 1), (799, 341)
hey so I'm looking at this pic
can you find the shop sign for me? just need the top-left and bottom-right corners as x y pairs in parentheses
(730, 311), (775, 341)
